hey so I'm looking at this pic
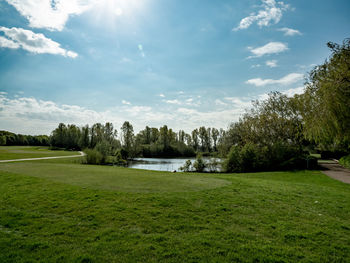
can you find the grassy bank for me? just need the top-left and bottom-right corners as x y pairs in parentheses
(0, 146), (80, 160)
(0, 157), (349, 262)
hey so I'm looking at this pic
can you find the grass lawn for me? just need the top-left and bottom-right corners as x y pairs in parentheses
(0, 146), (80, 160)
(0, 158), (349, 262)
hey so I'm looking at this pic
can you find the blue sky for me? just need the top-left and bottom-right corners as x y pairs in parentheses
(0, 0), (349, 135)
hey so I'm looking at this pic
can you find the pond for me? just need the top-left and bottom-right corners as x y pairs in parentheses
(128, 157), (222, 172)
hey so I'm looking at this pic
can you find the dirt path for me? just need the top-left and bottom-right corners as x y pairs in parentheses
(320, 161), (350, 184)
(0, 151), (85, 163)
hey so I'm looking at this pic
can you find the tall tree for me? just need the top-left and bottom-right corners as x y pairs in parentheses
(198, 126), (207, 151)
(301, 39), (350, 150)
(121, 121), (134, 154)
(211, 127), (219, 151)
(191, 129), (199, 151)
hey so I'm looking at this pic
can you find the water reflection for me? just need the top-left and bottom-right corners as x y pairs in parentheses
(128, 157), (221, 172)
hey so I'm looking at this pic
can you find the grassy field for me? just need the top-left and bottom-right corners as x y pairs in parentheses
(0, 146), (80, 160)
(0, 154), (349, 262)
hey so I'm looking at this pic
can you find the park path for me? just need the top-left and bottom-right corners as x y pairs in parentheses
(320, 161), (350, 184)
(0, 151), (85, 163)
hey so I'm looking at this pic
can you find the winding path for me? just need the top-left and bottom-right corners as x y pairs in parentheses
(320, 161), (350, 184)
(0, 151), (85, 163)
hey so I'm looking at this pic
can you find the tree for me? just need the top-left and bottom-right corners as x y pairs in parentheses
(211, 128), (219, 151)
(198, 126), (207, 151)
(50, 123), (67, 148)
(301, 39), (350, 150)
(0, 135), (6, 146)
(191, 129), (199, 151)
(79, 125), (90, 150)
(159, 125), (170, 150)
(121, 121), (134, 156)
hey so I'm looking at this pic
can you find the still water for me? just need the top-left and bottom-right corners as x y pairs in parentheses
(128, 157), (221, 172)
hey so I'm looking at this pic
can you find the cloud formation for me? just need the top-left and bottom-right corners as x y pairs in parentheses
(234, 0), (290, 31)
(246, 73), (304, 87)
(5, 0), (92, 31)
(0, 93), (251, 135)
(122, 100), (131, 105)
(278, 27), (302, 36)
(266, 60), (278, 67)
(248, 42), (288, 58)
(0, 26), (78, 57)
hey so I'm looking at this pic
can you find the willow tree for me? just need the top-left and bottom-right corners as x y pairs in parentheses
(301, 39), (350, 150)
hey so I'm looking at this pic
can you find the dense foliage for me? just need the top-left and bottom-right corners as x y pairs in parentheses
(339, 155), (350, 169)
(0, 130), (49, 146)
(299, 38), (350, 151)
(49, 121), (223, 164)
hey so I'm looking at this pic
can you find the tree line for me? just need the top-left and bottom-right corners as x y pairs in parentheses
(49, 121), (225, 160)
(0, 130), (49, 146)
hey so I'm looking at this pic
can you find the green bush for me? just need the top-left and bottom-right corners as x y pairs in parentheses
(83, 149), (103, 165)
(113, 150), (127, 166)
(224, 143), (314, 173)
(193, 154), (206, 172)
(206, 158), (220, 173)
(179, 160), (193, 172)
(240, 142), (261, 172)
(223, 145), (241, 173)
(339, 155), (350, 169)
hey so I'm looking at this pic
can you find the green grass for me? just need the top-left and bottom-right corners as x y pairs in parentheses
(0, 158), (350, 262)
(0, 146), (80, 160)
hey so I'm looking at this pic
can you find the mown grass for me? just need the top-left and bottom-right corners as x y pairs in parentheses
(0, 146), (80, 160)
(0, 158), (350, 262)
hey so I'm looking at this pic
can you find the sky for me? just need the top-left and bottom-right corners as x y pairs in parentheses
(0, 0), (349, 135)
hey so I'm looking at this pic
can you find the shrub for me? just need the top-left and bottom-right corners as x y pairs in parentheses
(193, 154), (206, 172)
(240, 142), (261, 172)
(339, 155), (350, 169)
(83, 149), (103, 165)
(223, 143), (315, 173)
(206, 158), (220, 173)
(0, 135), (6, 146)
(114, 150), (127, 166)
(95, 140), (111, 163)
(223, 145), (241, 173)
(179, 160), (192, 172)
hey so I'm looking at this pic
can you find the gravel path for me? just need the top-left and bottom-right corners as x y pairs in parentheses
(320, 161), (350, 184)
(0, 151), (85, 163)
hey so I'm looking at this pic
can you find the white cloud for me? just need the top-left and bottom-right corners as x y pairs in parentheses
(282, 86), (305, 97)
(251, 64), (261, 68)
(0, 36), (20, 49)
(122, 100), (131, 105)
(5, 0), (93, 31)
(234, 0), (290, 31)
(224, 97), (252, 108)
(248, 42), (288, 58)
(0, 94), (225, 135)
(0, 89), (309, 136)
(163, 97), (200, 107)
(164, 99), (181, 105)
(266, 60), (278, 67)
(0, 26), (77, 58)
(246, 73), (304, 87)
(278, 27), (302, 36)
(215, 99), (227, 106)
(159, 94), (165, 98)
